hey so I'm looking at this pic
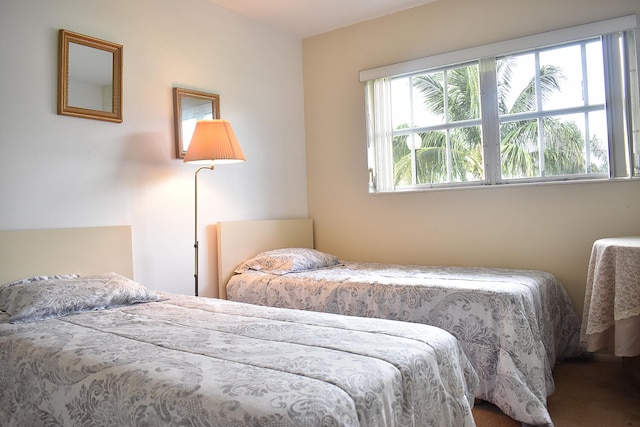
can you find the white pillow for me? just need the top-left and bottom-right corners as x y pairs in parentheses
(0, 272), (160, 323)
(234, 248), (340, 275)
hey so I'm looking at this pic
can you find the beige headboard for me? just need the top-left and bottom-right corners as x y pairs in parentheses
(217, 218), (313, 299)
(0, 225), (134, 285)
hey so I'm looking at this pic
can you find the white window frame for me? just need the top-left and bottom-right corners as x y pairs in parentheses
(362, 15), (639, 193)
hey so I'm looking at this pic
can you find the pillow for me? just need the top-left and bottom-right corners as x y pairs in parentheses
(0, 272), (160, 323)
(234, 248), (340, 275)
(3, 274), (80, 286)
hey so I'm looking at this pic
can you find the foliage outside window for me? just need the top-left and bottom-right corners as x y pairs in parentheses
(364, 17), (640, 193)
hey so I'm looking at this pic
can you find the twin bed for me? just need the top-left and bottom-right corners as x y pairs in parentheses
(0, 226), (478, 426)
(219, 219), (585, 427)
(0, 220), (584, 426)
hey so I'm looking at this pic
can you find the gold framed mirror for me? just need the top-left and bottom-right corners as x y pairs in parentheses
(173, 88), (220, 158)
(58, 29), (123, 123)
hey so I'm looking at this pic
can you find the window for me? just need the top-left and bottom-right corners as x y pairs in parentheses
(363, 16), (639, 193)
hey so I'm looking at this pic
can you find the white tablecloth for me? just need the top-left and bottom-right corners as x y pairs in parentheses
(581, 237), (640, 356)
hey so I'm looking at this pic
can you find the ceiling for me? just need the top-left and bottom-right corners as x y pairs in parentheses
(206, 0), (437, 39)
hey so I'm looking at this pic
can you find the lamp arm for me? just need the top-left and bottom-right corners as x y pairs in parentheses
(194, 165), (214, 296)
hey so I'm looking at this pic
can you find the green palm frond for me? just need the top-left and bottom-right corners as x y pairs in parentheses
(394, 56), (591, 185)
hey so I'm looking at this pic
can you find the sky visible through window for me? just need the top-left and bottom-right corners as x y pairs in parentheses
(505, 41), (606, 143)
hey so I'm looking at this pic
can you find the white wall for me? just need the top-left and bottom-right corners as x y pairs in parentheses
(302, 0), (640, 317)
(0, 0), (308, 297)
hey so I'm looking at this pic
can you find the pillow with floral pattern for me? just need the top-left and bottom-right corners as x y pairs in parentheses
(0, 272), (160, 323)
(234, 248), (340, 275)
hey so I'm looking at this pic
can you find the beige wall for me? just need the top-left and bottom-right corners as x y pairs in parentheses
(302, 0), (640, 317)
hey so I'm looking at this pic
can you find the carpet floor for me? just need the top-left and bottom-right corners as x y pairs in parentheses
(472, 354), (640, 426)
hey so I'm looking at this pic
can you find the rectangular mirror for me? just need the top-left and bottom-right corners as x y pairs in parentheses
(173, 88), (220, 158)
(58, 29), (123, 123)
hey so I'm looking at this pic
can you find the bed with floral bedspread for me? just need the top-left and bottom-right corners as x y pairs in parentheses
(0, 273), (478, 427)
(227, 249), (585, 426)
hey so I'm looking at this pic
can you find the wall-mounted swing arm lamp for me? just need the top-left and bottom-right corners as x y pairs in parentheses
(183, 119), (245, 296)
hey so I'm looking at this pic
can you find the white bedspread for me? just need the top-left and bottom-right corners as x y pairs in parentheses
(227, 262), (585, 426)
(0, 291), (477, 427)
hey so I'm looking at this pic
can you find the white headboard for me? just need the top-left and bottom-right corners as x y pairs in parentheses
(217, 218), (313, 299)
(0, 225), (134, 285)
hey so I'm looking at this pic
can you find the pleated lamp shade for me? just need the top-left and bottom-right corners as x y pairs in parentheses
(183, 120), (246, 165)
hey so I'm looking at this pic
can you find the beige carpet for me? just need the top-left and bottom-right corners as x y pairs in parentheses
(472, 354), (640, 426)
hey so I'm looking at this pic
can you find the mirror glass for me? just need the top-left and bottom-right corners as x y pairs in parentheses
(173, 88), (220, 158)
(68, 42), (113, 111)
(58, 29), (123, 123)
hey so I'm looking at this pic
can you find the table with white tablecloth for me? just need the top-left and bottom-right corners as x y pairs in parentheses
(581, 237), (640, 357)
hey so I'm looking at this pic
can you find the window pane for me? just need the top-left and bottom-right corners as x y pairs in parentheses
(391, 77), (411, 129)
(587, 110), (609, 173)
(450, 126), (484, 181)
(392, 133), (410, 186)
(411, 71), (445, 127)
(411, 127), (483, 184)
(414, 130), (448, 184)
(542, 114), (588, 176)
(498, 53), (537, 114)
(586, 40), (605, 105)
(392, 133), (411, 164)
(447, 64), (481, 121)
(500, 118), (540, 178)
(540, 45), (585, 110)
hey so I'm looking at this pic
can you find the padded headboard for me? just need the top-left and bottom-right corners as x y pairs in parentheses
(217, 218), (313, 299)
(0, 225), (134, 285)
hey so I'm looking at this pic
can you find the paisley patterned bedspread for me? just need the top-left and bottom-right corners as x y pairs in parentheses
(0, 292), (478, 427)
(227, 262), (585, 426)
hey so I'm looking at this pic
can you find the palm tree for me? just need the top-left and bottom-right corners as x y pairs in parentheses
(395, 65), (483, 185)
(394, 59), (607, 185)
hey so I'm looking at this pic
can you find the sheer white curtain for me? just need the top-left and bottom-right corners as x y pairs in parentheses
(366, 78), (395, 192)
